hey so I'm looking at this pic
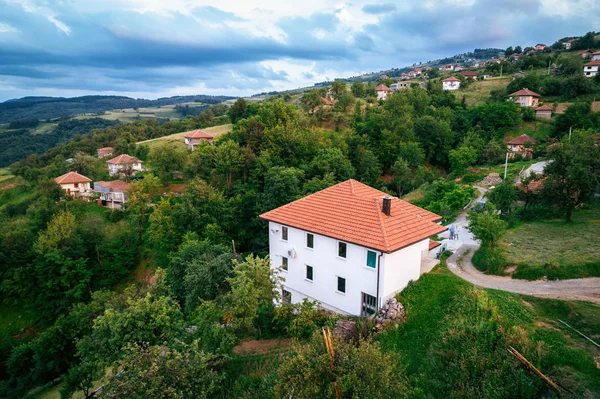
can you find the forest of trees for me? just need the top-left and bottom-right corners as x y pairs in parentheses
(1, 73), (599, 398)
(0, 94), (236, 123)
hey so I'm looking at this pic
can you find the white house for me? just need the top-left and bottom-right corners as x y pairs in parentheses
(54, 171), (92, 198)
(508, 88), (541, 107)
(94, 180), (130, 209)
(441, 76), (461, 90)
(390, 82), (410, 91)
(591, 51), (600, 61)
(106, 154), (143, 177)
(183, 129), (214, 150)
(375, 84), (392, 100)
(584, 60), (600, 77)
(260, 180), (446, 316)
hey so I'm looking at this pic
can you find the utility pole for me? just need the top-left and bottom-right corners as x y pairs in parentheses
(568, 126), (572, 142)
(500, 62), (503, 77)
(504, 151), (509, 180)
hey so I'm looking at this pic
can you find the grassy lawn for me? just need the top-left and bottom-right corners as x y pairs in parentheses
(459, 77), (512, 106)
(137, 123), (233, 149)
(505, 120), (553, 141)
(379, 263), (600, 397)
(500, 203), (600, 280)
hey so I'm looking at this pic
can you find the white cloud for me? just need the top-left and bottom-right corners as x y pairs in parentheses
(0, 22), (18, 33)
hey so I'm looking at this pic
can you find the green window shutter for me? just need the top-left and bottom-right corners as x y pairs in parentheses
(366, 251), (377, 268)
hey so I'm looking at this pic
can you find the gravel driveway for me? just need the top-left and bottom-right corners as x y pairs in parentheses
(447, 245), (600, 304)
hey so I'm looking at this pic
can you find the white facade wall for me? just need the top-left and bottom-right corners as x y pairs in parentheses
(268, 222), (426, 316)
(380, 238), (428, 301)
(584, 65), (598, 77)
(108, 162), (143, 176)
(376, 90), (388, 100)
(59, 182), (91, 196)
(442, 81), (460, 90)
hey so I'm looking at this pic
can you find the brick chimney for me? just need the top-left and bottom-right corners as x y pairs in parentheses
(382, 196), (392, 216)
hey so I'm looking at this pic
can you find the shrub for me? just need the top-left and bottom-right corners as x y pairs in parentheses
(472, 245), (506, 275)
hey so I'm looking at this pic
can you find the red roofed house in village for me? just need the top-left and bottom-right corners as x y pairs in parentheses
(54, 171), (92, 198)
(535, 104), (553, 119)
(97, 147), (114, 159)
(584, 59), (600, 78)
(375, 84), (392, 100)
(461, 71), (478, 80)
(260, 179), (446, 316)
(577, 49), (593, 59)
(441, 76), (461, 90)
(508, 88), (541, 107)
(106, 154), (143, 177)
(535, 43), (546, 51)
(507, 134), (536, 159)
(183, 130), (214, 150)
(592, 51), (600, 61)
(94, 180), (131, 209)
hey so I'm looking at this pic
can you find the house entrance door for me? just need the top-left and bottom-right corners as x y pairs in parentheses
(361, 292), (377, 317)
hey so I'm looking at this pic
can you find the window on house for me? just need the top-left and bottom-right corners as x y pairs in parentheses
(338, 242), (347, 258)
(306, 265), (313, 281)
(366, 251), (377, 268)
(306, 233), (314, 249)
(74, 183), (79, 188)
(281, 226), (288, 241)
(282, 289), (292, 305)
(282, 256), (288, 271)
(337, 277), (346, 293)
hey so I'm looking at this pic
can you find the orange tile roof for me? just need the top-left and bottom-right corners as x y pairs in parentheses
(106, 154), (142, 165)
(54, 171), (92, 184)
(508, 88), (541, 98)
(375, 84), (391, 92)
(95, 180), (130, 192)
(260, 179), (446, 253)
(429, 239), (442, 251)
(584, 60), (600, 66)
(507, 134), (536, 145)
(535, 104), (553, 111)
(442, 76), (460, 82)
(320, 97), (335, 106)
(183, 129), (213, 139)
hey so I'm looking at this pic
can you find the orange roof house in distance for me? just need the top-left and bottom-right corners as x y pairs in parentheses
(508, 88), (541, 107)
(106, 154), (143, 176)
(54, 171), (92, 197)
(375, 84), (392, 100)
(583, 59), (600, 78)
(183, 129), (214, 150)
(94, 180), (131, 209)
(441, 76), (461, 91)
(507, 134), (536, 159)
(260, 179), (447, 316)
(97, 147), (113, 159)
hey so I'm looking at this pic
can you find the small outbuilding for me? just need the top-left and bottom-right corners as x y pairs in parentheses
(97, 147), (114, 159)
(535, 104), (553, 119)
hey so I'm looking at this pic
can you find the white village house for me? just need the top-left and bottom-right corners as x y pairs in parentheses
(260, 180), (446, 316)
(441, 76), (461, 90)
(54, 171), (92, 198)
(584, 59), (600, 78)
(106, 154), (143, 177)
(183, 129), (214, 150)
(94, 180), (130, 209)
(375, 84), (392, 100)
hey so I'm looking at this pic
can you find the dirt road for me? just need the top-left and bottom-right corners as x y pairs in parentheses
(447, 245), (600, 304)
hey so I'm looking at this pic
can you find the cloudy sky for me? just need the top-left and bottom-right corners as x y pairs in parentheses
(0, 0), (598, 101)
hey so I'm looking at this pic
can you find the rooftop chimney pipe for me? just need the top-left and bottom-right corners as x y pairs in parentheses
(382, 196), (391, 216)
